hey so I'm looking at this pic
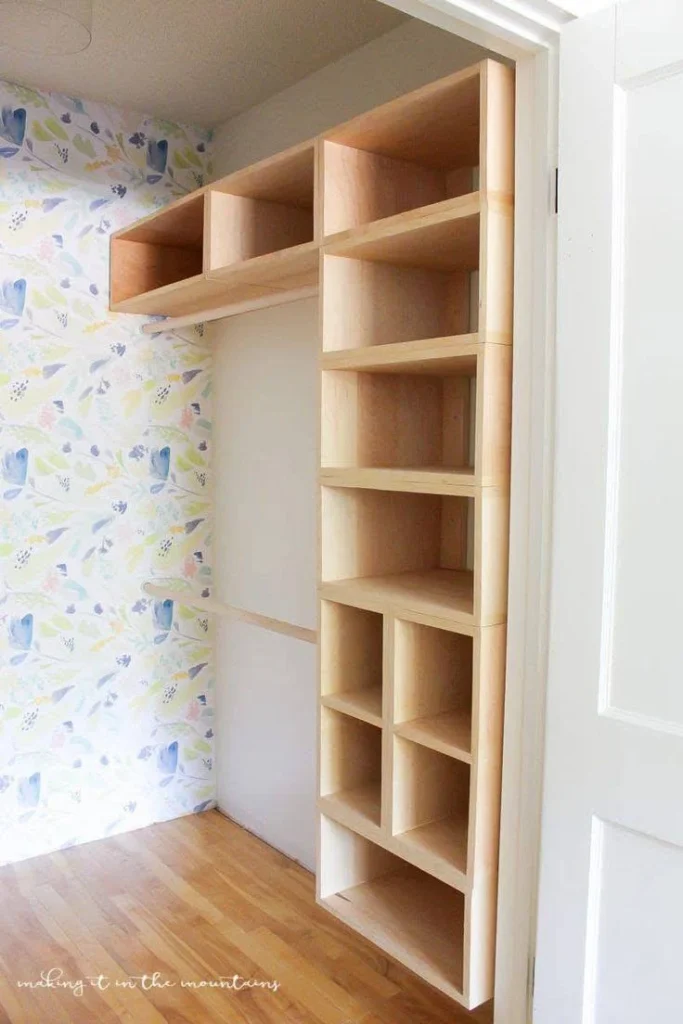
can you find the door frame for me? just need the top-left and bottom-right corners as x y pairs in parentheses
(379, 2), (565, 1019)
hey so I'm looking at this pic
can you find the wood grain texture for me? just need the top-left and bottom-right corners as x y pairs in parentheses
(206, 192), (313, 270)
(317, 57), (513, 1013)
(109, 238), (203, 307)
(0, 811), (493, 1024)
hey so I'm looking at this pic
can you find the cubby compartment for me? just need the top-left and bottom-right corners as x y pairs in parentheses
(320, 602), (384, 726)
(392, 736), (470, 885)
(321, 487), (474, 621)
(319, 708), (383, 832)
(322, 66), (481, 236)
(394, 621), (473, 762)
(322, 141), (478, 237)
(206, 141), (316, 275)
(319, 815), (465, 1002)
(322, 251), (477, 353)
(321, 367), (475, 478)
(110, 192), (206, 309)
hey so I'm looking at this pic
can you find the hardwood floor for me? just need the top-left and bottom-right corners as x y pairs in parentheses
(0, 811), (494, 1023)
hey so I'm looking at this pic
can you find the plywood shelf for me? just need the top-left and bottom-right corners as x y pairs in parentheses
(394, 710), (472, 762)
(112, 242), (319, 316)
(393, 817), (469, 888)
(320, 570), (475, 625)
(319, 782), (383, 833)
(323, 193), (482, 272)
(321, 335), (480, 373)
(320, 466), (478, 496)
(321, 689), (383, 728)
(205, 239), (319, 294)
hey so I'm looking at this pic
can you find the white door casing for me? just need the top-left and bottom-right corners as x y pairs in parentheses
(535, 2), (683, 1021)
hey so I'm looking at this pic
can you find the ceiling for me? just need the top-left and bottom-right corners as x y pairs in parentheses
(0, 0), (407, 127)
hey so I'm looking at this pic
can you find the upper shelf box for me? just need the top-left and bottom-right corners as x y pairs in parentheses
(321, 59), (513, 238)
(205, 141), (317, 284)
(110, 192), (215, 316)
(110, 142), (317, 316)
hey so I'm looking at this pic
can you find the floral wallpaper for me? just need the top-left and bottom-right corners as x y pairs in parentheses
(0, 81), (215, 865)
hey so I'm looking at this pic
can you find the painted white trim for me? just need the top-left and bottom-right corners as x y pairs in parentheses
(377, 4), (560, 1022)
(377, 0), (570, 56)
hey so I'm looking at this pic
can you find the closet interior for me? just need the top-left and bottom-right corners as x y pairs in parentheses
(111, 57), (514, 1010)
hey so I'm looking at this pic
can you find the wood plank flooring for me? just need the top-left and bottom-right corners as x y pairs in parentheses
(0, 810), (494, 1023)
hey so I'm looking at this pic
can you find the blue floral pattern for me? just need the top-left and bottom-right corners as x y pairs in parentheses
(0, 79), (215, 865)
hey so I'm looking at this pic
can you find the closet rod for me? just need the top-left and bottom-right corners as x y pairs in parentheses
(143, 583), (317, 644)
(141, 284), (319, 335)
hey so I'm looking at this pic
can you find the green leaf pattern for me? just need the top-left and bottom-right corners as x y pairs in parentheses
(0, 78), (215, 865)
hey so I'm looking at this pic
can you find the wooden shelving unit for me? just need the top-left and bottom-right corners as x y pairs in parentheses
(317, 59), (513, 1012)
(110, 140), (318, 315)
(111, 57), (514, 1013)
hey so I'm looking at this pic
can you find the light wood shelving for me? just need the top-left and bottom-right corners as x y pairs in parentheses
(112, 57), (513, 1014)
(110, 140), (317, 315)
(317, 59), (513, 1012)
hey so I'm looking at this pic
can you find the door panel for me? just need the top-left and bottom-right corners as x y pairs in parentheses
(535, 2), (683, 1020)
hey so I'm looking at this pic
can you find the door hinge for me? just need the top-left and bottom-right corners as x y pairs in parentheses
(528, 952), (536, 1006)
(553, 167), (559, 214)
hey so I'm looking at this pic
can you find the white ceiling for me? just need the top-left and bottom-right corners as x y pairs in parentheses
(0, 0), (407, 127)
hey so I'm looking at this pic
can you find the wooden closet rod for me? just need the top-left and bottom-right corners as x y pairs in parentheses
(143, 583), (317, 644)
(140, 284), (319, 335)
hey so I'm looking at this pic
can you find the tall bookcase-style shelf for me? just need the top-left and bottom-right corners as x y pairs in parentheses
(317, 57), (513, 1013)
(109, 58), (514, 1013)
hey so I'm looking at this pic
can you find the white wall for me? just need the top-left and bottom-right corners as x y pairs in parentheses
(212, 19), (491, 172)
(211, 17), (490, 869)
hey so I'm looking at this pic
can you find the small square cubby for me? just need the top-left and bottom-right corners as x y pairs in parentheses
(321, 71), (480, 236)
(206, 144), (316, 273)
(321, 365), (475, 475)
(393, 621), (473, 762)
(111, 192), (205, 306)
(392, 736), (470, 884)
(320, 601), (383, 726)
(319, 815), (466, 1002)
(319, 708), (382, 831)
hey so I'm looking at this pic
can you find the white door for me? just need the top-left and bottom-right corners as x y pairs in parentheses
(535, 2), (683, 1021)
